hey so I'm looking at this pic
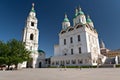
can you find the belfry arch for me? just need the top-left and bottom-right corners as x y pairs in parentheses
(30, 33), (34, 40)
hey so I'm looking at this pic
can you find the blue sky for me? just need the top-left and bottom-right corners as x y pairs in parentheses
(0, 0), (120, 57)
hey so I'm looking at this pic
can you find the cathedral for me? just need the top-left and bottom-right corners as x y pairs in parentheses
(19, 3), (45, 68)
(51, 7), (105, 66)
(19, 4), (106, 68)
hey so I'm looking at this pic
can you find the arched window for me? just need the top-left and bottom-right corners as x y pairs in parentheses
(71, 48), (73, 55)
(30, 34), (34, 40)
(78, 35), (81, 42)
(76, 25), (83, 29)
(79, 47), (81, 54)
(64, 39), (66, 45)
(70, 37), (73, 43)
(31, 22), (34, 26)
(61, 31), (66, 34)
(68, 28), (74, 32)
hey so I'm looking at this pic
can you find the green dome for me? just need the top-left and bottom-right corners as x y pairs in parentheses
(78, 11), (84, 15)
(63, 14), (69, 22)
(38, 50), (45, 53)
(87, 18), (92, 23)
(73, 13), (78, 18)
(78, 7), (84, 15)
(64, 18), (69, 22)
(87, 16), (92, 23)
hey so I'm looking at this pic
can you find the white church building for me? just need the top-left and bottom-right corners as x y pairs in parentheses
(51, 7), (104, 66)
(19, 3), (45, 68)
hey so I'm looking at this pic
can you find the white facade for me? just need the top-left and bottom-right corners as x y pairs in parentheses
(51, 7), (101, 66)
(21, 3), (45, 68)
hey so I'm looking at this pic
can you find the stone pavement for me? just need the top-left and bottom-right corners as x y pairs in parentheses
(0, 68), (120, 80)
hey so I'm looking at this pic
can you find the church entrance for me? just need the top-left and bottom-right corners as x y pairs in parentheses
(27, 58), (33, 68)
(39, 62), (42, 68)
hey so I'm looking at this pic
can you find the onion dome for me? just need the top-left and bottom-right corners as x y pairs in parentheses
(78, 6), (84, 15)
(63, 14), (69, 22)
(74, 8), (78, 18)
(86, 15), (92, 23)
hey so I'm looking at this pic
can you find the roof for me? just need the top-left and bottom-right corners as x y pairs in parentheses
(38, 50), (45, 53)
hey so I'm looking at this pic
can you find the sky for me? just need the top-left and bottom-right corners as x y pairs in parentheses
(0, 0), (120, 57)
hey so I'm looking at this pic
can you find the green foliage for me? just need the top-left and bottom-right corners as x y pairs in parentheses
(0, 39), (31, 68)
(116, 64), (120, 68)
(0, 41), (9, 65)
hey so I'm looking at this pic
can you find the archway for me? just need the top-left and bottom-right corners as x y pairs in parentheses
(39, 62), (42, 68)
(30, 34), (34, 40)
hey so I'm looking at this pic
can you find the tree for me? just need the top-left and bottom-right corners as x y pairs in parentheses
(0, 39), (31, 69)
(0, 41), (10, 66)
(7, 39), (31, 69)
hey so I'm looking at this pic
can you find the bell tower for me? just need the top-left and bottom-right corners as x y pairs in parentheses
(22, 3), (39, 68)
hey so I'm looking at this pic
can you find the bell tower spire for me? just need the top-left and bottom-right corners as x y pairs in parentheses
(31, 3), (35, 12)
(29, 3), (36, 17)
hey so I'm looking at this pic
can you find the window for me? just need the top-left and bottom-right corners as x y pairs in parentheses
(66, 60), (70, 64)
(71, 49), (73, 55)
(64, 53), (67, 56)
(30, 34), (34, 40)
(64, 39), (66, 45)
(78, 35), (81, 42)
(31, 22), (34, 26)
(52, 62), (54, 65)
(61, 31), (66, 34)
(72, 60), (76, 64)
(78, 59), (83, 64)
(70, 37), (73, 43)
(68, 28), (74, 32)
(79, 47), (81, 54)
(76, 25), (83, 29)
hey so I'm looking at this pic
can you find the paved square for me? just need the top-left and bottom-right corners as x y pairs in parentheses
(0, 68), (120, 80)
